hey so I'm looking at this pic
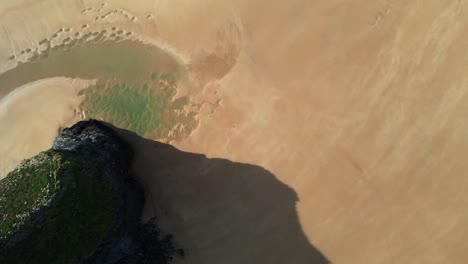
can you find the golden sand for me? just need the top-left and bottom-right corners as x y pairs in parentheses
(0, 78), (88, 179)
(1, 0), (468, 263)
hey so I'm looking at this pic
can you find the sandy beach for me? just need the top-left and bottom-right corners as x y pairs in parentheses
(1, 0), (468, 263)
(0, 77), (88, 179)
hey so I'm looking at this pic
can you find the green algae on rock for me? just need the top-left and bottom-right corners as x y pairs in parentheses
(0, 120), (179, 263)
(0, 151), (63, 244)
(0, 120), (134, 263)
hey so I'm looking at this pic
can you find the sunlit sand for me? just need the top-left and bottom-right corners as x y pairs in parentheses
(1, 0), (468, 263)
(0, 77), (88, 178)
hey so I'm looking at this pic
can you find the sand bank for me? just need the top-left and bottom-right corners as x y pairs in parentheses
(0, 77), (87, 179)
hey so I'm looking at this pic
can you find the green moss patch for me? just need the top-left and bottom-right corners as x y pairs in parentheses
(0, 151), (118, 263)
(0, 151), (62, 243)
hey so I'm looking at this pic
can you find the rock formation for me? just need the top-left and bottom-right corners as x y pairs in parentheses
(0, 120), (177, 263)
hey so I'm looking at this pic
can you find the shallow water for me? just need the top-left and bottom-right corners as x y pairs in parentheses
(0, 39), (187, 98)
(80, 78), (197, 140)
(0, 37), (198, 177)
(0, 33), (200, 138)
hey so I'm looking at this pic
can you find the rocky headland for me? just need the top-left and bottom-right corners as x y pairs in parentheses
(0, 120), (178, 263)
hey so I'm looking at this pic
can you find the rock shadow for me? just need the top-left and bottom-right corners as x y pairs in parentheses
(107, 123), (329, 264)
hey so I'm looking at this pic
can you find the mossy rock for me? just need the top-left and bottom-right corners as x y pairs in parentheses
(0, 120), (144, 263)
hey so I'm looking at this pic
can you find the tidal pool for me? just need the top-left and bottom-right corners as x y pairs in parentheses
(0, 33), (199, 141)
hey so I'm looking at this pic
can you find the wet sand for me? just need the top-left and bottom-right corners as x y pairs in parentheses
(1, 0), (468, 263)
(0, 77), (88, 178)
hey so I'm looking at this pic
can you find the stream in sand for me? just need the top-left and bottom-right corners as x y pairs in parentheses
(0, 39), (187, 98)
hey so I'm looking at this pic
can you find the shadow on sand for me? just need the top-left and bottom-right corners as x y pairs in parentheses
(107, 123), (329, 264)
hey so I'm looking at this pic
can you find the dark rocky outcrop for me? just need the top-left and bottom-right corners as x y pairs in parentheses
(0, 120), (177, 263)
